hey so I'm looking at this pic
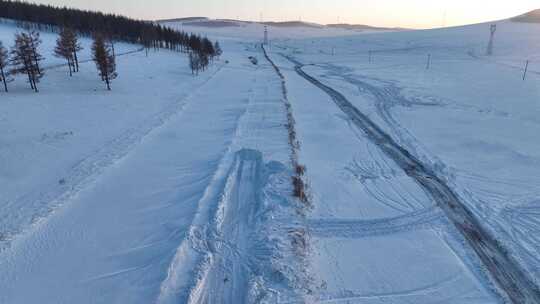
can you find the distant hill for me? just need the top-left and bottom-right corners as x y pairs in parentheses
(327, 23), (405, 31)
(159, 17), (397, 31)
(159, 17), (209, 23)
(261, 21), (323, 28)
(183, 20), (241, 27)
(512, 9), (540, 23)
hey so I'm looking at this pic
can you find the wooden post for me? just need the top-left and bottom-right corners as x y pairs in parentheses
(369, 50), (372, 63)
(426, 54), (431, 70)
(523, 60), (529, 81)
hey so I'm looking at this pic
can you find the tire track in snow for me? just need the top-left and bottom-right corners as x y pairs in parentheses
(306, 207), (443, 239)
(283, 56), (540, 303)
(156, 64), (264, 303)
(0, 64), (225, 252)
(316, 273), (465, 303)
(501, 203), (540, 282)
(188, 149), (264, 304)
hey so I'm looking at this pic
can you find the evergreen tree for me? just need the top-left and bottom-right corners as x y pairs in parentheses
(214, 41), (222, 60)
(141, 27), (154, 57)
(10, 32), (44, 92)
(0, 0), (217, 57)
(27, 31), (43, 75)
(0, 40), (10, 92)
(54, 28), (75, 76)
(66, 28), (82, 72)
(202, 38), (215, 60)
(199, 52), (209, 71)
(92, 34), (117, 90)
(189, 52), (200, 75)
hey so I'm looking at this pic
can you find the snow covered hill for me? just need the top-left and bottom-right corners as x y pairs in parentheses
(512, 9), (540, 23)
(160, 17), (398, 41)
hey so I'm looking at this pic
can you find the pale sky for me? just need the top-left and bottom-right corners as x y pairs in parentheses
(31, 0), (540, 29)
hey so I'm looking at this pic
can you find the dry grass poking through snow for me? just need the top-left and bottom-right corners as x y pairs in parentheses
(262, 44), (312, 209)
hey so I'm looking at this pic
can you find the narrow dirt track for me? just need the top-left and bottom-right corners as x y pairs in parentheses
(281, 55), (540, 303)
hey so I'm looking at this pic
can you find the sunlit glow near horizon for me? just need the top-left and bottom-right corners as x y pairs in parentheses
(29, 0), (540, 29)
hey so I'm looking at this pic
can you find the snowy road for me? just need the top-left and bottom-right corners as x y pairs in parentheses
(187, 149), (264, 304)
(290, 58), (540, 303)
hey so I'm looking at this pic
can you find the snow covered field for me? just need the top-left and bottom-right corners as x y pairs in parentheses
(1, 13), (540, 304)
(267, 19), (540, 302)
(0, 19), (305, 303)
(0, 20), (214, 250)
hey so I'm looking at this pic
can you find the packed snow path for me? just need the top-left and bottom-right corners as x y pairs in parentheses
(187, 149), (264, 304)
(157, 53), (295, 303)
(287, 57), (540, 303)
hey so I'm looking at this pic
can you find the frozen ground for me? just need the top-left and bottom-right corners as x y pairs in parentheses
(1, 14), (539, 304)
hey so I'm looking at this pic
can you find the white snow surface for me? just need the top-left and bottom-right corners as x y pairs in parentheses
(0, 20), (302, 304)
(271, 17), (540, 282)
(267, 18), (540, 302)
(0, 15), (539, 304)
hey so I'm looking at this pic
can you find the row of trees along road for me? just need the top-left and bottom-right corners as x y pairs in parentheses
(190, 39), (222, 75)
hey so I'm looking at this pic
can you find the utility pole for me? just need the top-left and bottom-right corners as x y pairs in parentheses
(264, 26), (269, 45)
(487, 24), (497, 56)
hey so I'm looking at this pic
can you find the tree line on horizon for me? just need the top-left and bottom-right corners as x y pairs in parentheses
(0, 0), (213, 54)
(0, 0), (223, 92)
